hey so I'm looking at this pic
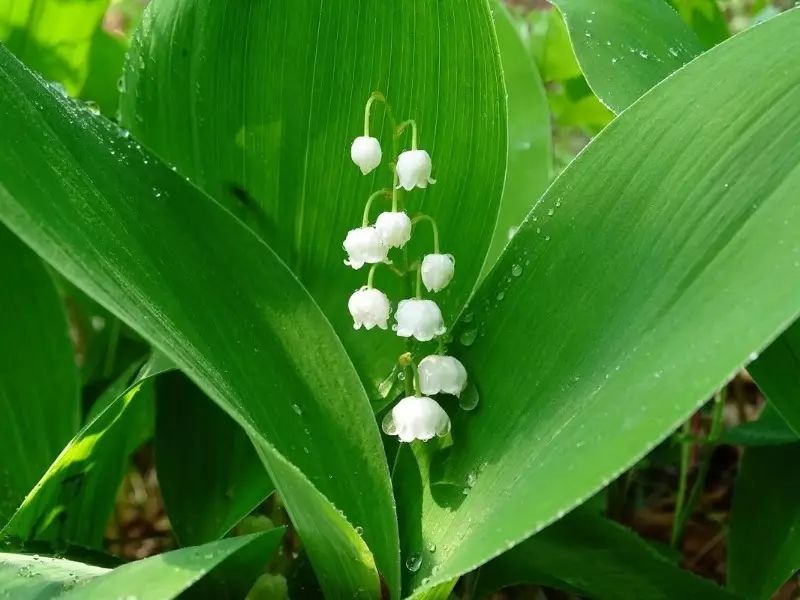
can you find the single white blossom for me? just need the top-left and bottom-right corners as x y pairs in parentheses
(375, 211), (412, 248)
(421, 254), (455, 293)
(343, 226), (388, 269)
(385, 395), (450, 442)
(394, 299), (445, 342)
(350, 136), (382, 175)
(419, 355), (468, 397)
(396, 149), (435, 190)
(348, 287), (391, 330)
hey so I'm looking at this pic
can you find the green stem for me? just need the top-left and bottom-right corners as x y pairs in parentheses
(671, 419), (692, 548)
(361, 189), (390, 226)
(673, 388), (727, 547)
(367, 264), (378, 288)
(396, 119), (419, 150)
(412, 214), (440, 254)
(363, 91), (386, 137)
(409, 360), (421, 396)
(103, 318), (121, 378)
(391, 169), (400, 211)
(414, 263), (423, 299)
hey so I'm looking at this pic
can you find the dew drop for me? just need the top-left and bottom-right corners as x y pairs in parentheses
(544, 235), (551, 241)
(382, 412), (397, 435)
(511, 264), (523, 277)
(428, 543), (437, 553)
(436, 418), (451, 438)
(749, 351), (759, 361)
(459, 328), (478, 347)
(355, 526), (364, 536)
(496, 291), (505, 302)
(459, 385), (480, 411)
(292, 404), (303, 416)
(669, 47), (679, 57)
(639, 50), (649, 59)
(405, 553), (422, 572)
(547, 208), (554, 216)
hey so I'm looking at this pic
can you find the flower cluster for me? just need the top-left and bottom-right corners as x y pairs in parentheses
(344, 92), (469, 443)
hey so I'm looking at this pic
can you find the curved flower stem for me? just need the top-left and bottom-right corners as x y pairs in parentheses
(396, 119), (419, 150)
(412, 214), (440, 254)
(364, 91), (392, 137)
(361, 189), (391, 226)
(414, 263), (423, 299)
(367, 264), (378, 288)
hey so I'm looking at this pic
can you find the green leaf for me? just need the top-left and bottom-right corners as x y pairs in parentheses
(551, 0), (705, 112)
(156, 372), (274, 546)
(0, 0), (109, 94)
(59, 530), (284, 600)
(729, 443), (800, 598)
(748, 320), (800, 433)
(0, 225), (79, 524)
(118, 0), (507, 406)
(475, 510), (735, 599)
(483, 2), (552, 275)
(2, 358), (157, 546)
(667, 0), (730, 48)
(400, 9), (800, 593)
(720, 403), (799, 446)
(0, 552), (107, 597)
(0, 47), (397, 598)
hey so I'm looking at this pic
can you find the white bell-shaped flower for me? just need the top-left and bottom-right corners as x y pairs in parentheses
(348, 287), (391, 330)
(421, 254), (455, 293)
(343, 226), (388, 269)
(384, 395), (451, 442)
(350, 136), (382, 175)
(394, 299), (446, 342)
(419, 355), (468, 397)
(396, 149), (435, 190)
(375, 211), (412, 248)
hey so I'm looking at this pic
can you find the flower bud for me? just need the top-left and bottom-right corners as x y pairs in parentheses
(343, 226), (388, 269)
(350, 136), (382, 175)
(421, 254), (455, 293)
(396, 149), (435, 190)
(393, 299), (446, 342)
(348, 287), (391, 330)
(382, 395), (451, 442)
(375, 211), (412, 248)
(418, 355), (468, 397)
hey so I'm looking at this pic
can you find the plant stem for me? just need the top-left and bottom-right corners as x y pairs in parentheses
(414, 263), (423, 299)
(103, 318), (121, 377)
(367, 264), (378, 288)
(671, 419), (692, 548)
(412, 214), (440, 254)
(363, 91), (387, 137)
(671, 388), (726, 547)
(409, 360), (421, 396)
(396, 119), (419, 150)
(361, 189), (390, 226)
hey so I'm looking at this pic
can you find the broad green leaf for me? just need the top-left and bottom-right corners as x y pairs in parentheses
(475, 510), (735, 599)
(400, 9), (800, 593)
(119, 0), (507, 405)
(0, 225), (79, 524)
(748, 320), (800, 433)
(156, 372), (274, 546)
(720, 404), (799, 446)
(483, 1), (551, 275)
(667, 0), (730, 47)
(551, 0), (705, 112)
(2, 359), (156, 546)
(0, 47), (397, 598)
(60, 530), (284, 599)
(0, 552), (107, 597)
(729, 443), (800, 598)
(0, 0), (109, 93)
